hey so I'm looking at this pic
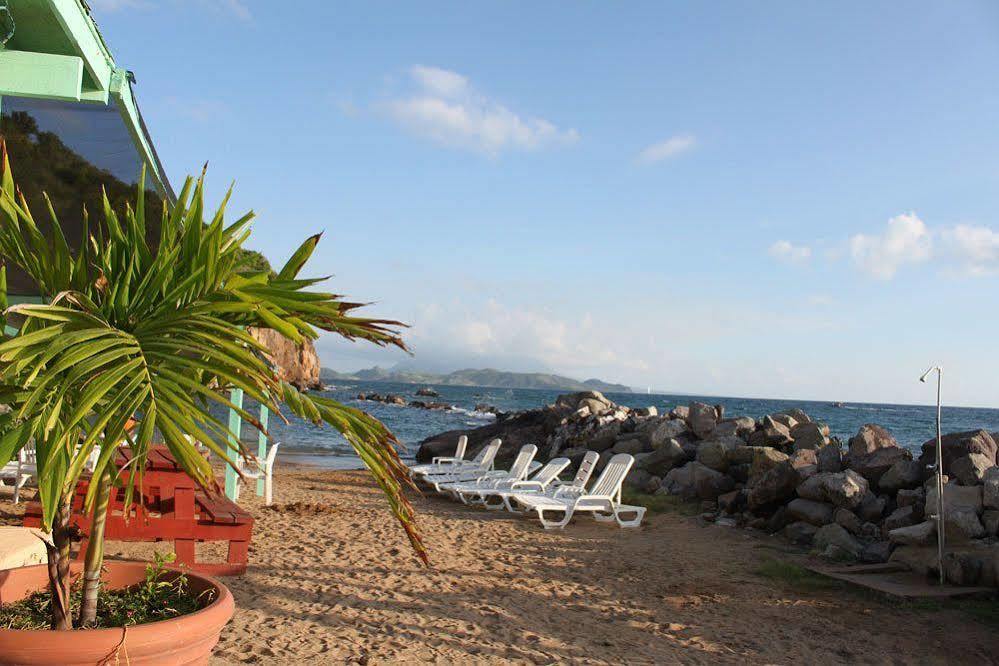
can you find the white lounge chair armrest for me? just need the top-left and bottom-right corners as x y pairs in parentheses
(432, 456), (460, 464)
(510, 480), (545, 492)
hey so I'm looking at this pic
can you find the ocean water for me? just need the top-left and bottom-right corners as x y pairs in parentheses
(234, 382), (999, 469)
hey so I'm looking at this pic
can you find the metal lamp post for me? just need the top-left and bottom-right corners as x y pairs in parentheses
(919, 365), (945, 585)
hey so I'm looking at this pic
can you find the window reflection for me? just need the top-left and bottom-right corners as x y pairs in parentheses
(0, 97), (164, 295)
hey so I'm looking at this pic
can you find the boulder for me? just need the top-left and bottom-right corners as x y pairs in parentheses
(747, 460), (800, 510)
(834, 508), (862, 535)
(847, 424), (898, 458)
(796, 470), (869, 510)
(779, 408), (812, 424)
(760, 416), (793, 449)
(983, 510), (999, 537)
(670, 405), (690, 420)
(950, 453), (993, 486)
(985, 466), (999, 509)
(662, 461), (735, 500)
(718, 489), (745, 514)
(883, 505), (917, 531)
(748, 447), (789, 480)
(859, 541), (893, 564)
(926, 483), (983, 515)
(687, 402), (718, 439)
(782, 521), (817, 545)
(943, 552), (988, 587)
(624, 468), (655, 491)
(857, 494), (887, 522)
(787, 499), (835, 526)
(634, 406), (658, 418)
(896, 487), (925, 509)
(816, 443), (843, 473)
(638, 439), (687, 476)
(919, 430), (998, 476)
(848, 446), (912, 486)
(946, 508), (986, 542)
(612, 435), (648, 455)
(814, 523), (862, 560)
(586, 423), (622, 452)
(770, 413), (798, 430)
(789, 448), (817, 468)
(556, 391), (613, 414)
(696, 436), (742, 472)
(648, 419), (689, 449)
(711, 417), (756, 441)
(889, 520), (936, 546)
(790, 423), (828, 450)
(878, 459), (924, 492)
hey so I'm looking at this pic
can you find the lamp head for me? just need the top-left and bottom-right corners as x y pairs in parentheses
(919, 366), (941, 383)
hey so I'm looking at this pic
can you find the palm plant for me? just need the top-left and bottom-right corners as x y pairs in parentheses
(0, 143), (426, 630)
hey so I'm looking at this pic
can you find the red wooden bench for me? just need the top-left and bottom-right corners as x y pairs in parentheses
(23, 446), (254, 576)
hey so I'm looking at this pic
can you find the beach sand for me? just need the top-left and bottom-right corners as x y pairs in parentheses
(3, 467), (995, 664)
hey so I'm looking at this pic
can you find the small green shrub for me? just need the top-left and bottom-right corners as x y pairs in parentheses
(0, 553), (212, 630)
(621, 490), (701, 516)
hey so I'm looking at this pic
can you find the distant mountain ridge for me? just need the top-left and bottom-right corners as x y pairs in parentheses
(320, 366), (632, 393)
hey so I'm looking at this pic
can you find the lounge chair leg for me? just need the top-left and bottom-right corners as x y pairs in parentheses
(264, 476), (273, 506)
(614, 505), (646, 528)
(536, 506), (573, 529)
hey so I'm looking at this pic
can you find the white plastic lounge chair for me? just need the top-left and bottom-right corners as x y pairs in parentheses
(512, 453), (646, 529)
(422, 439), (502, 492)
(11, 443), (37, 505)
(479, 456), (572, 511)
(441, 444), (539, 504)
(234, 442), (280, 505)
(488, 450), (599, 512)
(409, 435), (468, 478)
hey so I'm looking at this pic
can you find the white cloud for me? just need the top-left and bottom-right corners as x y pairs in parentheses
(941, 224), (999, 276)
(382, 66), (579, 155)
(849, 212), (932, 280)
(768, 240), (812, 264)
(637, 134), (696, 164)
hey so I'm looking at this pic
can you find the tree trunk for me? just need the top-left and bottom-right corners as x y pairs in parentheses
(78, 471), (112, 627)
(45, 493), (74, 630)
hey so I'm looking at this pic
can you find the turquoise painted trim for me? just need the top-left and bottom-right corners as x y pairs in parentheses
(48, 0), (115, 93)
(256, 404), (269, 496)
(0, 50), (83, 101)
(109, 69), (172, 201)
(225, 388), (244, 500)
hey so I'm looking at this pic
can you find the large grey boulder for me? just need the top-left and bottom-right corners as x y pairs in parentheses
(879, 459), (924, 492)
(787, 498), (835, 526)
(791, 423), (829, 450)
(770, 413), (798, 430)
(556, 390), (613, 414)
(983, 510), (999, 537)
(585, 423), (621, 452)
(648, 419), (689, 449)
(919, 429), (998, 476)
(795, 470), (869, 510)
(926, 483), (983, 514)
(669, 405), (690, 420)
(847, 424), (898, 457)
(889, 520), (936, 546)
(759, 416), (793, 449)
(950, 453), (993, 486)
(638, 439), (687, 476)
(896, 487), (925, 508)
(834, 508), (862, 535)
(711, 416), (756, 441)
(848, 446), (912, 486)
(985, 467), (999, 509)
(884, 505), (917, 531)
(945, 507), (986, 542)
(612, 435), (647, 455)
(747, 460), (800, 510)
(816, 443), (843, 473)
(779, 408), (812, 424)
(661, 461), (734, 500)
(814, 523), (862, 560)
(782, 521), (818, 545)
(857, 493), (887, 522)
(697, 437), (741, 472)
(748, 447), (790, 481)
(624, 467), (655, 491)
(687, 402), (718, 439)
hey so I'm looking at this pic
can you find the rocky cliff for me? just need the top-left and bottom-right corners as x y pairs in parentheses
(248, 327), (321, 390)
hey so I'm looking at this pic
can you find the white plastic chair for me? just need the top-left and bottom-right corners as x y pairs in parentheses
(479, 456), (572, 511)
(441, 445), (539, 504)
(234, 442), (280, 505)
(10, 442), (38, 505)
(409, 435), (468, 478)
(492, 450), (600, 513)
(423, 439), (502, 492)
(512, 453), (646, 529)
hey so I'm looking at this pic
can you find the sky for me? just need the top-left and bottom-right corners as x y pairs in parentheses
(86, 1), (999, 407)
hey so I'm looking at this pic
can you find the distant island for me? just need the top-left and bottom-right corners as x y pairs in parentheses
(320, 366), (632, 393)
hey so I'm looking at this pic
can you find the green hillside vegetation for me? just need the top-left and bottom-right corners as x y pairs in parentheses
(320, 366), (632, 393)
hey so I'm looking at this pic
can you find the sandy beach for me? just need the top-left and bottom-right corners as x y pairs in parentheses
(3, 465), (996, 665)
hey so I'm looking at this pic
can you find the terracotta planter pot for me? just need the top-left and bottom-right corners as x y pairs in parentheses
(0, 561), (234, 665)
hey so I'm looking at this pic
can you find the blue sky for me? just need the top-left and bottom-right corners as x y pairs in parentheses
(90, 1), (999, 406)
